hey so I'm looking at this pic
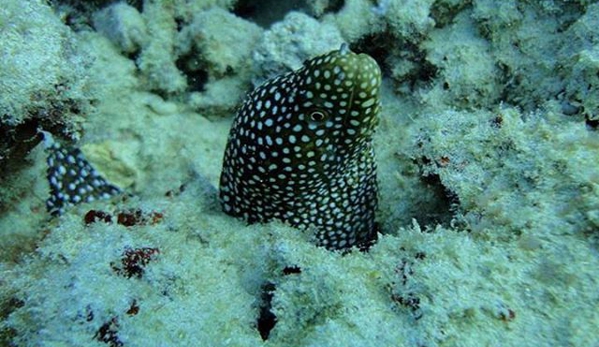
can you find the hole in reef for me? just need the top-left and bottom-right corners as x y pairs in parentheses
(0, 118), (43, 177)
(325, 0), (345, 14)
(256, 282), (277, 340)
(233, 0), (345, 28)
(417, 172), (458, 226)
(175, 53), (209, 93)
(585, 114), (599, 130)
(350, 32), (393, 75)
(282, 266), (302, 275)
(233, 0), (306, 28)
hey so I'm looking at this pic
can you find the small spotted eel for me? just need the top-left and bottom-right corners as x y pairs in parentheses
(42, 132), (121, 216)
(219, 44), (382, 250)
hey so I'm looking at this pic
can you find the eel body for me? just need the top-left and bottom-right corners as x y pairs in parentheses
(43, 133), (121, 216)
(219, 44), (381, 250)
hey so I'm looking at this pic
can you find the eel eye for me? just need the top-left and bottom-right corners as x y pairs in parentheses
(310, 110), (327, 122)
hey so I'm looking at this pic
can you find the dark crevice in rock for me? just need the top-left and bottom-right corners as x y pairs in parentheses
(175, 53), (210, 93)
(233, 0), (345, 28)
(256, 282), (277, 340)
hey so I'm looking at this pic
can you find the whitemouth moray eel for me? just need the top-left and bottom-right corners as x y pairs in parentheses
(219, 44), (382, 250)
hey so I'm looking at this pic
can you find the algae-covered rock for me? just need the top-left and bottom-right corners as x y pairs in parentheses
(136, 1), (187, 94)
(177, 7), (263, 114)
(422, 11), (500, 109)
(253, 11), (344, 84)
(177, 8), (262, 78)
(2, 0), (599, 346)
(323, 0), (383, 43)
(412, 106), (599, 238)
(0, 0), (88, 125)
(0, 0), (91, 170)
(92, 2), (147, 54)
(560, 2), (599, 121)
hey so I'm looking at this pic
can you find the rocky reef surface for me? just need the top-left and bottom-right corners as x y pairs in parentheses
(1, 0), (598, 346)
